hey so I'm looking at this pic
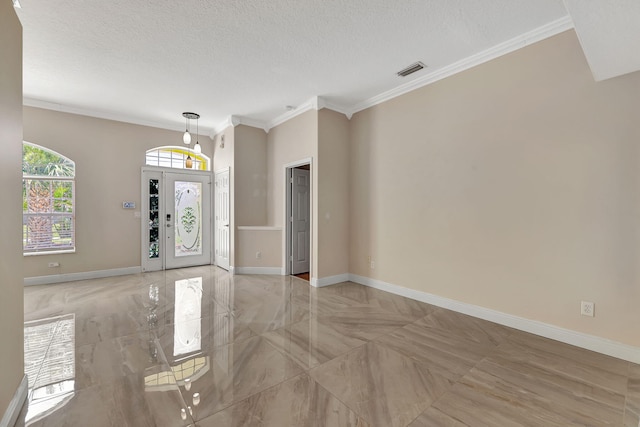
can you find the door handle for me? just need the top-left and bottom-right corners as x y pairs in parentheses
(223, 224), (229, 227)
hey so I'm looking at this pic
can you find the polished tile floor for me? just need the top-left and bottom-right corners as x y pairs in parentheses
(18, 266), (640, 426)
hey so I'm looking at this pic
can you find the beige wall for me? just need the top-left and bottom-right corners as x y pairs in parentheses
(233, 125), (270, 266)
(0, 3), (25, 415)
(23, 107), (214, 277)
(317, 109), (350, 278)
(234, 125), (268, 226)
(349, 30), (640, 346)
(236, 229), (282, 268)
(267, 110), (318, 226)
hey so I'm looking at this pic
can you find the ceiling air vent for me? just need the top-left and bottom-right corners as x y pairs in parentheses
(397, 61), (426, 77)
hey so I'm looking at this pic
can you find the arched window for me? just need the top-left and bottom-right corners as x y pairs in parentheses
(145, 146), (210, 171)
(23, 142), (76, 254)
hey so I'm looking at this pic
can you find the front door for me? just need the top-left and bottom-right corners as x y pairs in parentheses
(214, 169), (230, 271)
(165, 172), (211, 269)
(142, 168), (211, 272)
(290, 167), (310, 275)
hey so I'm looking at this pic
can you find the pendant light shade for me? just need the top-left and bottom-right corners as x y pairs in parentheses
(181, 112), (200, 169)
(193, 114), (202, 154)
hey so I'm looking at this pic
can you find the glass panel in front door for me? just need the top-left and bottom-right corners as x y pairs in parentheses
(174, 181), (203, 257)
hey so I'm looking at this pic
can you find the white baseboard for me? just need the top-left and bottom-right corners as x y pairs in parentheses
(229, 266), (235, 275)
(348, 274), (640, 364)
(235, 267), (282, 275)
(24, 266), (141, 286)
(311, 273), (350, 288)
(0, 374), (27, 427)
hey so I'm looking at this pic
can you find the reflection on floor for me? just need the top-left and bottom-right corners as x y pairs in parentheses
(20, 265), (640, 426)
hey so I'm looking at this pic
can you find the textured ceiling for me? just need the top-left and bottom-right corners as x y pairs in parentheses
(13, 1), (630, 136)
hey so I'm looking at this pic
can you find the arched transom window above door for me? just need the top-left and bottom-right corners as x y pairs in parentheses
(145, 146), (210, 171)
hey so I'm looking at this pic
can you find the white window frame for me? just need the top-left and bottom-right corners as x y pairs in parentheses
(23, 142), (76, 256)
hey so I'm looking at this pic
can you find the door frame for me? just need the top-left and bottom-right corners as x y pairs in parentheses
(141, 166), (213, 272)
(213, 167), (231, 271)
(283, 158), (313, 276)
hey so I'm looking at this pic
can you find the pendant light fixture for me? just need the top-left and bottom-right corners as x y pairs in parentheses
(182, 112), (200, 169)
(193, 115), (202, 154)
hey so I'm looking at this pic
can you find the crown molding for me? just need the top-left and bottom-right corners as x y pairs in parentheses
(211, 115), (270, 138)
(24, 97), (216, 138)
(234, 115), (270, 133)
(268, 96), (319, 130)
(26, 17), (573, 137)
(350, 15), (574, 116)
(266, 96), (354, 131)
(320, 98), (354, 119)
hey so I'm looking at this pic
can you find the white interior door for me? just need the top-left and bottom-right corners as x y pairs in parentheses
(215, 169), (230, 271)
(290, 168), (310, 275)
(165, 172), (211, 269)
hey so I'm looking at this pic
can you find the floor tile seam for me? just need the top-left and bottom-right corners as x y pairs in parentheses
(458, 356), (628, 418)
(478, 347), (612, 395)
(370, 335), (485, 386)
(313, 308), (418, 339)
(369, 315), (500, 370)
(214, 372), (309, 421)
(486, 338), (618, 390)
(377, 314), (507, 353)
(351, 299), (434, 322)
(309, 339), (370, 371)
(312, 375), (374, 426)
(516, 358), (629, 397)
(191, 368), (308, 422)
(403, 396), (464, 427)
(306, 364), (372, 424)
(505, 335), (630, 375)
(257, 331), (360, 373)
(622, 394), (639, 426)
(625, 361), (634, 397)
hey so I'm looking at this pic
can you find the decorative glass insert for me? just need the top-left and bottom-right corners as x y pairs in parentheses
(145, 146), (210, 171)
(22, 142), (76, 254)
(148, 179), (160, 259)
(174, 181), (202, 257)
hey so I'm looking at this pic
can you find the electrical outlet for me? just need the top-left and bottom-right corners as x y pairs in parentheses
(256, 251), (262, 259)
(48, 262), (60, 268)
(581, 301), (594, 317)
(370, 260), (375, 269)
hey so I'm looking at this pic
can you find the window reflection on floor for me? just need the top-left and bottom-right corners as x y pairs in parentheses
(144, 276), (210, 422)
(23, 314), (75, 426)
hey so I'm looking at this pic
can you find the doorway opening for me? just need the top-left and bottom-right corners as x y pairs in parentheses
(285, 160), (312, 281)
